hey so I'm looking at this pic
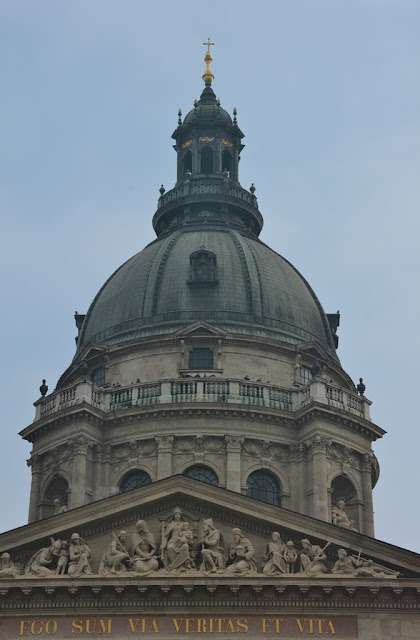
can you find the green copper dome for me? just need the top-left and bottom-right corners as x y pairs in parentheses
(76, 225), (338, 361)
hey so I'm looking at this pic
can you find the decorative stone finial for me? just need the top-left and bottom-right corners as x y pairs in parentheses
(178, 108), (182, 125)
(250, 183), (256, 194)
(233, 107), (237, 125)
(159, 185), (165, 196)
(357, 378), (366, 396)
(202, 38), (215, 85)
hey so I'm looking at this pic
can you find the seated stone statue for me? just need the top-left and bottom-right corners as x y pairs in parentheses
(67, 533), (92, 577)
(262, 532), (287, 575)
(226, 528), (257, 576)
(163, 522), (195, 574)
(99, 531), (130, 576)
(0, 552), (20, 578)
(331, 499), (358, 532)
(332, 548), (359, 575)
(299, 538), (329, 576)
(25, 538), (62, 576)
(53, 498), (67, 515)
(198, 518), (227, 575)
(131, 521), (159, 576)
(161, 507), (195, 573)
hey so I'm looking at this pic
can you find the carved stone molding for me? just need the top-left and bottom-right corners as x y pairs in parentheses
(306, 435), (332, 455)
(289, 443), (305, 463)
(72, 435), (91, 456)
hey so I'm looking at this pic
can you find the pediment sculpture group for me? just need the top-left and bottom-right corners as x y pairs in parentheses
(0, 507), (399, 580)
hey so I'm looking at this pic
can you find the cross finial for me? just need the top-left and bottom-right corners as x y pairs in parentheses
(203, 38), (214, 53)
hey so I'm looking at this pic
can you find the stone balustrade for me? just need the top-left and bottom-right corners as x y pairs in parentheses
(34, 378), (371, 422)
(157, 178), (259, 211)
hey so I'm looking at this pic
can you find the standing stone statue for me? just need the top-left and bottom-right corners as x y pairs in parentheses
(283, 540), (298, 574)
(198, 518), (227, 574)
(99, 531), (131, 576)
(53, 540), (69, 575)
(226, 528), (257, 576)
(67, 533), (92, 577)
(0, 553), (20, 578)
(131, 521), (159, 576)
(262, 532), (287, 575)
(331, 499), (357, 532)
(299, 538), (329, 576)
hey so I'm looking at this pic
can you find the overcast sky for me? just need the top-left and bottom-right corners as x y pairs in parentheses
(1, 0), (419, 553)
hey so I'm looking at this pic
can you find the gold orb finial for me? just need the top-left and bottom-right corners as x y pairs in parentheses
(202, 38), (215, 85)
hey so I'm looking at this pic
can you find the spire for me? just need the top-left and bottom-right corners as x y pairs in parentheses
(202, 38), (215, 85)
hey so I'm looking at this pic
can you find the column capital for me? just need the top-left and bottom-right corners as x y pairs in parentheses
(362, 452), (374, 472)
(72, 435), (90, 456)
(155, 435), (174, 452)
(225, 435), (244, 452)
(306, 435), (332, 455)
(27, 454), (41, 473)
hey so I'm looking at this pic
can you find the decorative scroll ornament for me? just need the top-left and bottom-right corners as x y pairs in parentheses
(199, 136), (215, 143)
(222, 139), (233, 147)
(182, 139), (192, 149)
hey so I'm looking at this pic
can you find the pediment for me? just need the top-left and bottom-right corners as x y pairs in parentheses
(176, 321), (227, 339)
(0, 477), (418, 583)
(296, 342), (329, 362)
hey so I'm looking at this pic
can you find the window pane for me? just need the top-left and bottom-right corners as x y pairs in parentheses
(183, 465), (218, 486)
(189, 348), (214, 369)
(120, 470), (152, 493)
(246, 470), (281, 506)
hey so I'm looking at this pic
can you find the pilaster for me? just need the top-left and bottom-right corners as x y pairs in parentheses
(225, 435), (243, 492)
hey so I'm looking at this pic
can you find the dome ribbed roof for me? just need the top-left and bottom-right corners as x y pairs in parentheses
(76, 227), (338, 361)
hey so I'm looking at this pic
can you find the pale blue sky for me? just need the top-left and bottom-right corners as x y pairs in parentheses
(1, 0), (419, 551)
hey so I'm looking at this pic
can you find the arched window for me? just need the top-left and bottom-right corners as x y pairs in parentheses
(188, 250), (217, 285)
(201, 147), (213, 173)
(183, 465), (218, 486)
(183, 151), (192, 176)
(42, 476), (69, 518)
(120, 470), (152, 493)
(222, 150), (232, 174)
(246, 470), (281, 506)
(331, 475), (357, 503)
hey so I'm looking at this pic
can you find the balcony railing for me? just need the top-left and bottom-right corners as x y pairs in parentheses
(34, 378), (371, 423)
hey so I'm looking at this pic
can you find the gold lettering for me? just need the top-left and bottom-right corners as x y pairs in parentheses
(209, 620), (214, 633)
(262, 619), (272, 634)
(72, 621), (83, 635)
(98, 621), (112, 635)
(308, 620), (314, 634)
(86, 621), (96, 635)
(45, 621), (58, 635)
(296, 620), (306, 633)
(19, 621), (30, 636)
(237, 620), (248, 633)
(317, 620), (326, 634)
(185, 620), (194, 634)
(225, 620), (236, 633)
(274, 620), (283, 634)
(128, 620), (140, 633)
(197, 620), (206, 633)
(149, 621), (159, 634)
(216, 619), (225, 633)
(172, 619), (184, 633)
(326, 621), (336, 635)
(31, 622), (44, 636)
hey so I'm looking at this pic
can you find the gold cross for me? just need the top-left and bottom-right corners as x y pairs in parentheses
(203, 38), (214, 53)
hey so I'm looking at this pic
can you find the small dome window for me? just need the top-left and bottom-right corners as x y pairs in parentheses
(92, 366), (106, 387)
(188, 250), (217, 286)
(201, 147), (213, 173)
(189, 348), (214, 370)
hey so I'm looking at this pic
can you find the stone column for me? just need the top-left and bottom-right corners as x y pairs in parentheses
(289, 444), (304, 512)
(70, 436), (89, 509)
(27, 455), (42, 523)
(225, 435), (244, 492)
(361, 453), (375, 537)
(308, 435), (330, 522)
(155, 436), (174, 480)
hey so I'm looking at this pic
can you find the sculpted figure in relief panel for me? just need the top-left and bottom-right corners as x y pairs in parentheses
(53, 540), (69, 574)
(161, 507), (195, 574)
(67, 533), (92, 577)
(226, 528), (257, 576)
(262, 532), (287, 575)
(299, 539), (330, 576)
(331, 499), (358, 532)
(131, 521), (159, 576)
(198, 518), (227, 574)
(99, 531), (131, 576)
(332, 548), (400, 578)
(0, 552), (20, 578)
(25, 538), (63, 576)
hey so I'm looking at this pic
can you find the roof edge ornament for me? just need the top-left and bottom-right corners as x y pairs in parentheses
(202, 38), (215, 85)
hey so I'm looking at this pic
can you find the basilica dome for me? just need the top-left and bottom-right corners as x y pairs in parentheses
(76, 226), (338, 361)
